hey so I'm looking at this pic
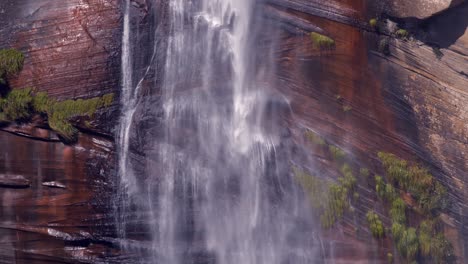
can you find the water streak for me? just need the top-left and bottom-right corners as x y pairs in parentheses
(118, 0), (319, 263)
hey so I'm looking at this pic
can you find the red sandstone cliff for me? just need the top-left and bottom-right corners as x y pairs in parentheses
(0, 0), (466, 263)
(266, 0), (467, 262)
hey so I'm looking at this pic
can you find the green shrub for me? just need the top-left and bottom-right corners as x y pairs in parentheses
(390, 198), (406, 224)
(342, 105), (352, 112)
(384, 183), (396, 201)
(310, 32), (335, 50)
(369, 18), (378, 28)
(378, 152), (449, 215)
(0, 88), (33, 120)
(375, 175), (385, 199)
(396, 29), (409, 39)
(323, 183), (349, 228)
(396, 227), (419, 262)
(392, 222), (405, 241)
(367, 211), (385, 238)
(418, 182), (448, 215)
(0, 88), (115, 141)
(47, 95), (113, 140)
(329, 145), (346, 161)
(340, 164), (356, 189)
(294, 167), (328, 209)
(294, 167), (354, 229)
(387, 253), (393, 263)
(418, 220), (433, 256)
(0, 49), (25, 82)
(101, 93), (115, 107)
(32, 92), (52, 113)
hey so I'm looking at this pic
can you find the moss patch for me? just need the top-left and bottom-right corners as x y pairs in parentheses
(395, 29), (409, 39)
(369, 18), (378, 29)
(0, 88), (115, 142)
(310, 32), (335, 50)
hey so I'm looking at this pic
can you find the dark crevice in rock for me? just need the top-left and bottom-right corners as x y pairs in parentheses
(386, 1), (468, 49)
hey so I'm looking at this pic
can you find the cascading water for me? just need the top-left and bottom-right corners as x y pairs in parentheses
(117, 0), (320, 263)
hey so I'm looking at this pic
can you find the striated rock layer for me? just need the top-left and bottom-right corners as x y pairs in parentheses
(0, 0), (123, 263)
(0, 0), (122, 136)
(0, 0), (467, 263)
(265, 0), (468, 262)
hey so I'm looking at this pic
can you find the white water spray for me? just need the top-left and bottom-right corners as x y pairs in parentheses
(117, 0), (319, 263)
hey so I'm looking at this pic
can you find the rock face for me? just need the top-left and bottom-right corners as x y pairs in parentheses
(0, 0), (122, 136)
(264, 0), (468, 262)
(0, 0), (467, 263)
(0, 131), (117, 263)
(385, 0), (465, 19)
(0, 0), (123, 263)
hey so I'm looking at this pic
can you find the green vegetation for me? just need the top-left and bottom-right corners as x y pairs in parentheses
(295, 142), (454, 263)
(342, 105), (352, 112)
(0, 87), (33, 121)
(376, 174), (397, 201)
(396, 227), (419, 262)
(377, 152), (454, 263)
(0, 88), (114, 142)
(0, 49), (24, 84)
(294, 167), (328, 210)
(417, 220), (456, 263)
(305, 130), (326, 146)
(366, 211), (384, 238)
(369, 18), (378, 29)
(375, 175), (385, 198)
(310, 32), (335, 50)
(387, 253), (393, 263)
(396, 29), (409, 39)
(378, 152), (448, 215)
(294, 165), (356, 229)
(390, 198), (406, 224)
(418, 220), (433, 256)
(48, 95), (114, 141)
(329, 145), (346, 161)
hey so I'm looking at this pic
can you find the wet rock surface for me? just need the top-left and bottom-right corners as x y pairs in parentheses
(385, 0), (465, 19)
(0, 0), (466, 263)
(0, 174), (31, 189)
(0, 0), (121, 136)
(264, 0), (468, 262)
(0, 131), (118, 263)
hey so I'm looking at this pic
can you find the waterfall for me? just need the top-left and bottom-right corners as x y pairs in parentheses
(118, 0), (135, 194)
(116, 0), (139, 241)
(117, 0), (319, 263)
